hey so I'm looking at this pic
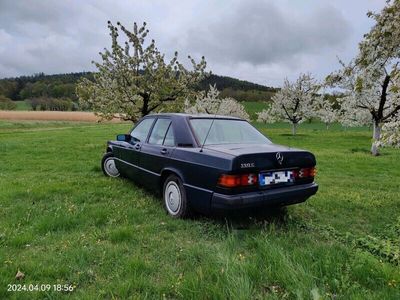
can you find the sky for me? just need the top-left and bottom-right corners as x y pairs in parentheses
(0, 0), (386, 87)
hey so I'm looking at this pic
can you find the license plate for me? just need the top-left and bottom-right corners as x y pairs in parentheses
(259, 170), (294, 186)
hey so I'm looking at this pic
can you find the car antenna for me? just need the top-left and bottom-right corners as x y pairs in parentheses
(200, 109), (220, 153)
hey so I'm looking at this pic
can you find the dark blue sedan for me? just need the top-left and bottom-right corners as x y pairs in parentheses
(102, 113), (318, 218)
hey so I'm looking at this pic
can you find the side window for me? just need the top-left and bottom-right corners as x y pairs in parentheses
(163, 124), (175, 146)
(148, 119), (171, 145)
(130, 118), (154, 142)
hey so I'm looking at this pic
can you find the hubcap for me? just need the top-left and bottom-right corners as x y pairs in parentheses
(165, 181), (181, 215)
(104, 157), (120, 177)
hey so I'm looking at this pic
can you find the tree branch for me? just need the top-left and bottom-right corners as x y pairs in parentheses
(382, 104), (400, 121)
(377, 74), (390, 120)
(281, 105), (294, 122)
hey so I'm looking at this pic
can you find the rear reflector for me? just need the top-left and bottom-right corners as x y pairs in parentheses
(218, 173), (257, 188)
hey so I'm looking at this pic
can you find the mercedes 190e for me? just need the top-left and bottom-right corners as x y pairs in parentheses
(101, 113), (318, 218)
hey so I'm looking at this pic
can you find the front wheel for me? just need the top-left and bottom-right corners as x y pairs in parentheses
(163, 175), (190, 218)
(101, 152), (120, 177)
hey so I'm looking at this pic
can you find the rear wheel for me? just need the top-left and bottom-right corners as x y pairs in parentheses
(163, 175), (190, 218)
(101, 152), (120, 177)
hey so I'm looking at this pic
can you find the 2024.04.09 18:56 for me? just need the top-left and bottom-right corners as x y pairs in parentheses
(101, 113), (318, 218)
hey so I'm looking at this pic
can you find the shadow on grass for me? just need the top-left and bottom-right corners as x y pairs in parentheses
(91, 165), (102, 173)
(279, 133), (309, 137)
(199, 206), (293, 231)
(99, 168), (303, 233)
(350, 147), (371, 154)
(349, 147), (392, 156)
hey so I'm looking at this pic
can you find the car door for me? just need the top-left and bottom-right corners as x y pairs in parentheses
(139, 117), (176, 187)
(115, 117), (155, 180)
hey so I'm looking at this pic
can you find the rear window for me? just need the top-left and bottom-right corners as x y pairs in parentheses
(190, 118), (271, 145)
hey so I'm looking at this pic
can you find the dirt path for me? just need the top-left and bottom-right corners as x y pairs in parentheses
(0, 111), (124, 122)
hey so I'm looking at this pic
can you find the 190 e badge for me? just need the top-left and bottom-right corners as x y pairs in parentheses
(240, 163), (255, 168)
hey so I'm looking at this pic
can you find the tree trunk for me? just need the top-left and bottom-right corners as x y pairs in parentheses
(326, 123), (329, 130)
(292, 123), (297, 135)
(141, 94), (149, 117)
(371, 121), (381, 156)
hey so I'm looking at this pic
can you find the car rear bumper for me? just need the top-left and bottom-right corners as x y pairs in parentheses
(211, 182), (318, 210)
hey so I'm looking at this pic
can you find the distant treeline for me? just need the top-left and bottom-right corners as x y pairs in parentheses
(0, 72), (277, 110)
(0, 72), (93, 101)
(198, 74), (277, 92)
(199, 74), (277, 102)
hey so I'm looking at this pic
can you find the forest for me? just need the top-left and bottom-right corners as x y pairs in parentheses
(0, 72), (277, 111)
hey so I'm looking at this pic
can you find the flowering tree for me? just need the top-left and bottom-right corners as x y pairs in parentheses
(257, 73), (318, 135)
(326, 61), (399, 154)
(184, 85), (250, 120)
(313, 95), (338, 129)
(379, 72), (400, 148)
(77, 21), (208, 122)
(326, 0), (400, 155)
(380, 116), (400, 148)
(336, 93), (373, 128)
(256, 109), (274, 124)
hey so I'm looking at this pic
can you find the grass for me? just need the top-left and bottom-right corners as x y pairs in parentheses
(242, 101), (269, 120)
(0, 120), (399, 299)
(14, 101), (31, 111)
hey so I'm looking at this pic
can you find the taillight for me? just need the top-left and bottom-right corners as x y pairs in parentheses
(293, 167), (316, 178)
(217, 175), (240, 188)
(218, 173), (257, 188)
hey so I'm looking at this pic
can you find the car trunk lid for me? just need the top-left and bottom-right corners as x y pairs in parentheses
(204, 143), (316, 171)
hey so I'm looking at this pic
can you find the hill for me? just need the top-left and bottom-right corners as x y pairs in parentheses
(199, 74), (276, 92)
(0, 72), (277, 103)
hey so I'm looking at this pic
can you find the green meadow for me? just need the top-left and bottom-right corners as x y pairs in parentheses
(241, 101), (269, 121)
(14, 101), (31, 111)
(0, 120), (399, 299)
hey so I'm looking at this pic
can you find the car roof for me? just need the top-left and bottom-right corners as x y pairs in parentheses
(146, 113), (243, 120)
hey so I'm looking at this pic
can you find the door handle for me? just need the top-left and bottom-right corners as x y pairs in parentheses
(135, 144), (141, 150)
(160, 148), (168, 155)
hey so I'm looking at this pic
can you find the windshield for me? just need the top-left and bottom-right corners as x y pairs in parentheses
(190, 118), (271, 145)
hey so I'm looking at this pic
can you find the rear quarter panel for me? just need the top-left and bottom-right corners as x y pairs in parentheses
(168, 148), (234, 213)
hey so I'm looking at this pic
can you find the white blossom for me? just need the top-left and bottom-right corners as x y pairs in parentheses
(185, 85), (250, 120)
(77, 21), (207, 122)
(257, 73), (318, 135)
(325, 0), (400, 155)
(256, 109), (275, 123)
(337, 94), (373, 128)
(380, 117), (400, 148)
(313, 95), (338, 129)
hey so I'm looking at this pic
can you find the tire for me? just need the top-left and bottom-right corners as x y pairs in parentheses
(163, 175), (190, 218)
(101, 152), (120, 177)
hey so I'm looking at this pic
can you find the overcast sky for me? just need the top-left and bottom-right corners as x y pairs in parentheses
(0, 0), (385, 86)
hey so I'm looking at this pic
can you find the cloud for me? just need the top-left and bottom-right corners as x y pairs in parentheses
(0, 0), (386, 86)
(181, 0), (351, 81)
(0, 1), (105, 76)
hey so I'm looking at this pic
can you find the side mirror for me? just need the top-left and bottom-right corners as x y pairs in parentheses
(116, 134), (131, 142)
